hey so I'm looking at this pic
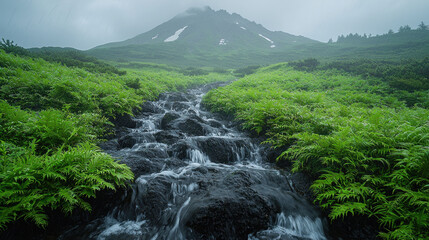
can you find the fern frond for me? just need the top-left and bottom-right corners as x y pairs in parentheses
(329, 202), (368, 220)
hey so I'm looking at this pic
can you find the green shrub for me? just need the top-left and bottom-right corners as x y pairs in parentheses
(233, 65), (260, 77)
(288, 58), (320, 72)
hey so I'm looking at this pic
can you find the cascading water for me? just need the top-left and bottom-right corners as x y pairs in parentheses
(58, 82), (328, 240)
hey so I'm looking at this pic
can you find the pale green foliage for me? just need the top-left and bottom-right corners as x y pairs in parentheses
(203, 64), (429, 239)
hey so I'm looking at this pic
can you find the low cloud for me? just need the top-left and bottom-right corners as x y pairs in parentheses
(1, 0), (428, 49)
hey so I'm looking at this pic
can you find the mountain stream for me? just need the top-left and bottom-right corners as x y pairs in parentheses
(58, 82), (328, 240)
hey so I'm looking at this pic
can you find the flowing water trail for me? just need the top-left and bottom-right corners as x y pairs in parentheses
(59, 82), (328, 240)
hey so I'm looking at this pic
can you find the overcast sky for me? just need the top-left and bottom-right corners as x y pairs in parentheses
(1, 0), (429, 50)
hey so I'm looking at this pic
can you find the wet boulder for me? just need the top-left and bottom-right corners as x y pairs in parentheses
(260, 144), (291, 169)
(110, 113), (138, 129)
(139, 176), (172, 221)
(138, 101), (164, 115)
(168, 140), (193, 159)
(291, 172), (314, 200)
(207, 119), (223, 128)
(222, 170), (262, 188)
(118, 135), (138, 149)
(160, 112), (181, 129)
(117, 133), (156, 149)
(135, 148), (169, 159)
(119, 154), (164, 177)
(154, 131), (183, 145)
(171, 102), (190, 111)
(175, 118), (206, 136)
(185, 188), (277, 240)
(98, 139), (119, 152)
(195, 137), (251, 164)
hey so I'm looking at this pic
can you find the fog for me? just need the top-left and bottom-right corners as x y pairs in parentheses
(1, 0), (428, 50)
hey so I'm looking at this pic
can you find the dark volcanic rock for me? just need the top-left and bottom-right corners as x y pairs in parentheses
(185, 188), (277, 240)
(176, 118), (206, 136)
(223, 170), (262, 188)
(134, 148), (169, 159)
(110, 113), (138, 128)
(139, 101), (164, 115)
(261, 144), (291, 168)
(169, 140), (192, 159)
(119, 154), (164, 177)
(154, 131), (183, 145)
(140, 176), (171, 221)
(160, 112), (181, 129)
(118, 135), (138, 149)
(291, 172), (314, 200)
(98, 139), (119, 152)
(195, 137), (251, 164)
(207, 119), (223, 128)
(171, 102), (190, 111)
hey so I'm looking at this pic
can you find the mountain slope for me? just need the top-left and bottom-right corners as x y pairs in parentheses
(95, 7), (315, 50)
(87, 7), (429, 68)
(88, 7), (320, 68)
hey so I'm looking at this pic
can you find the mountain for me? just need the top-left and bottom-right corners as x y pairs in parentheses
(96, 7), (315, 50)
(87, 7), (429, 68)
(87, 7), (320, 68)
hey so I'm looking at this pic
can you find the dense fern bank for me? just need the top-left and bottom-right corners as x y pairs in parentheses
(0, 50), (233, 230)
(203, 64), (429, 239)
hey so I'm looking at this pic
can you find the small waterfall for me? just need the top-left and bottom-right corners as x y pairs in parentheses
(140, 119), (156, 131)
(96, 219), (147, 240)
(187, 149), (210, 164)
(171, 182), (198, 204)
(251, 213), (327, 240)
(168, 197), (191, 240)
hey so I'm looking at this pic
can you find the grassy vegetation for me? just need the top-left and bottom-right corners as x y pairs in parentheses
(1, 38), (126, 75)
(203, 63), (429, 239)
(87, 29), (429, 68)
(0, 49), (233, 230)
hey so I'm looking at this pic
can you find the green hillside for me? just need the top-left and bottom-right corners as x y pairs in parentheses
(203, 61), (429, 240)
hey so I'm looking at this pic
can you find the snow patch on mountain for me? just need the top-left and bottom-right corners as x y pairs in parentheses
(219, 39), (227, 45)
(259, 34), (274, 44)
(152, 34), (159, 40)
(164, 26), (188, 42)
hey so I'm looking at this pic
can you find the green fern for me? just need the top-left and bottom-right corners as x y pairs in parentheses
(0, 141), (133, 229)
(329, 202), (369, 219)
